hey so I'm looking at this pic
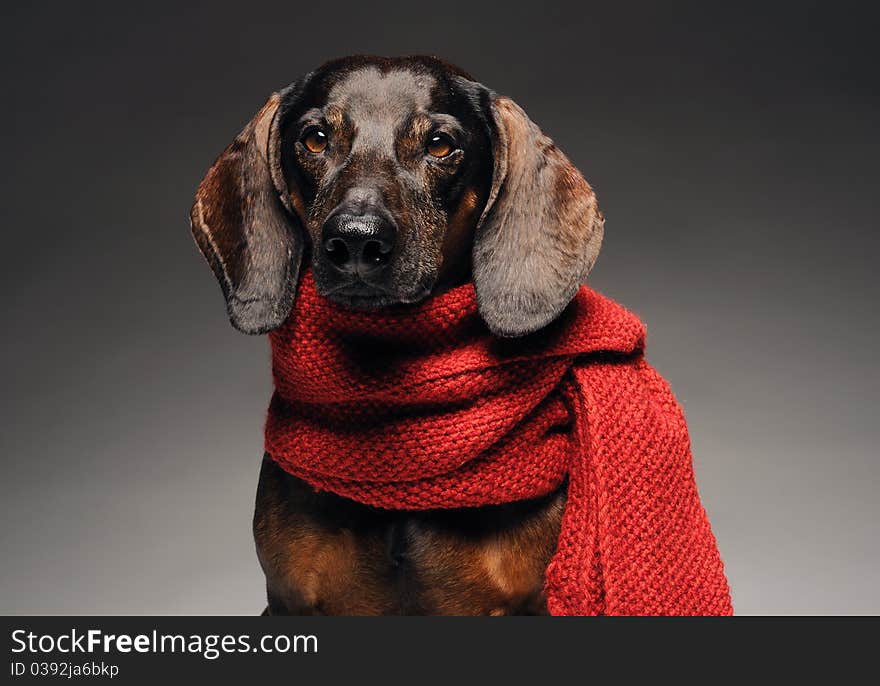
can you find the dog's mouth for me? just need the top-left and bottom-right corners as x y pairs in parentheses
(320, 280), (400, 310)
(318, 277), (433, 311)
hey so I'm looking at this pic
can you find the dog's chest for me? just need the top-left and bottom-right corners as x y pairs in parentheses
(254, 456), (564, 615)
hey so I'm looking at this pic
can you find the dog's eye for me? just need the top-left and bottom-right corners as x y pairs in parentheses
(426, 132), (455, 158)
(301, 127), (328, 154)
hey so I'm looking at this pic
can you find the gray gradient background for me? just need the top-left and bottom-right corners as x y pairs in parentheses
(2, 1), (877, 615)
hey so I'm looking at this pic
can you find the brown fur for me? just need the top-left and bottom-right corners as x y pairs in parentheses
(254, 457), (565, 615)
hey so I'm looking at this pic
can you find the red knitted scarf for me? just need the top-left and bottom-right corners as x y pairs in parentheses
(265, 271), (733, 615)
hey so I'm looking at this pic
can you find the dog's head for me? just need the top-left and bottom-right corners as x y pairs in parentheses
(190, 55), (603, 337)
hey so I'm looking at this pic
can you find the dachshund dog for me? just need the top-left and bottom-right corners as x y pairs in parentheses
(191, 55), (604, 615)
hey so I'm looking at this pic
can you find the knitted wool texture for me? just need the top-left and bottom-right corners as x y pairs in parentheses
(266, 271), (733, 615)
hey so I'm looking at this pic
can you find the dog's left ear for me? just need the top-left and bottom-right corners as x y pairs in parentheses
(472, 95), (604, 337)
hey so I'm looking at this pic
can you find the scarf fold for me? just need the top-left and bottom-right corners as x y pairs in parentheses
(265, 271), (732, 615)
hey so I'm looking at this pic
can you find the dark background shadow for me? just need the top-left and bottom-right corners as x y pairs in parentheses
(1, 1), (877, 614)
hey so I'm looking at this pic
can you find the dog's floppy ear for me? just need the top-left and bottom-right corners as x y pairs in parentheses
(189, 91), (303, 334)
(472, 95), (604, 337)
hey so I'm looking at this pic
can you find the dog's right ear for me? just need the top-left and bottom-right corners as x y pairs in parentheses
(189, 91), (304, 334)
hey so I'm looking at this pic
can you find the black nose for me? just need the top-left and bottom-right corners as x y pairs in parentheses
(321, 213), (395, 275)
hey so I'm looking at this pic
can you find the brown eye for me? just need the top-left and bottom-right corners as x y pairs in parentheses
(426, 132), (455, 158)
(302, 127), (328, 153)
